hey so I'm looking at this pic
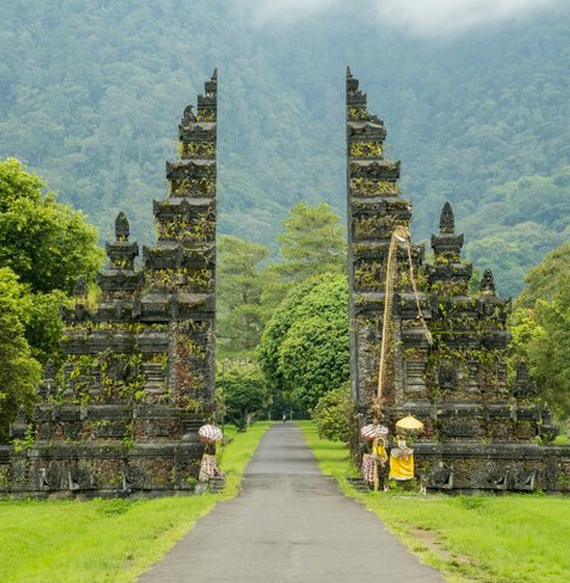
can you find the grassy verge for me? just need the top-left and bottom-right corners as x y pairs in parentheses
(299, 420), (570, 583)
(0, 422), (269, 583)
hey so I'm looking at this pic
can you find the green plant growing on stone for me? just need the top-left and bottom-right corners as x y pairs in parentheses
(349, 141), (383, 158)
(182, 142), (215, 159)
(196, 110), (215, 122)
(12, 423), (35, 452)
(352, 178), (399, 196)
(348, 107), (368, 120)
(122, 421), (134, 448)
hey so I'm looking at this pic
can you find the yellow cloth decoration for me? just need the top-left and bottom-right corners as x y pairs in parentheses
(389, 452), (414, 481)
(374, 444), (388, 464)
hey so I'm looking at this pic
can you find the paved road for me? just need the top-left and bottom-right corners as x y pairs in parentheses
(137, 423), (447, 583)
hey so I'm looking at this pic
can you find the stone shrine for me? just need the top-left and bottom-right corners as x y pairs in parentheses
(0, 71), (219, 498)
(346, 68), (570, 492)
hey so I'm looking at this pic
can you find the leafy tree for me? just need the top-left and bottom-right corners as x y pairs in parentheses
(216, 235), (269, 359)
(0, 158), (104, 366)
(0, 157), (104, 295)
(515, 241), (570, 309)
(0, 268), (42, 442)
(25, 290), (67, 365)
(509, 243), (570, 418)
(522, 296), (570, 418)
(0, 159), (104, 439)
(257, 273), (349, 413)
(257, 202), (348, 317)
(508, 307), (545, 370)
(312, 384), (355, 443)
(216, 362), (268, 431)
(275, 201), (347, 285)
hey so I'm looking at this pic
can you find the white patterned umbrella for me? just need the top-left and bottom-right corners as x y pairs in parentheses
(198, 424), (223, 444)
(360, 423), (389, 442)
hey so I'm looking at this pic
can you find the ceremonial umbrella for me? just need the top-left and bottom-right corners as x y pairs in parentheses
(198, 424), (223, 444)
(395, 415), (424, 434)
(360, 423), (389, 442)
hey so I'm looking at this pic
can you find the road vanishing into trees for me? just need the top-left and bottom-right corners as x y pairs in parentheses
(137, 424), (447, 583)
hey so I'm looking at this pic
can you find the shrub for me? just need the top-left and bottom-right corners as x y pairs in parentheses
(312, 384), (355, 443)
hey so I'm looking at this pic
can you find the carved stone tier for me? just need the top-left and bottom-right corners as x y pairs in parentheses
(153, 197), (214, 218)
(179, 121), (216, 145)
(142, 243), (215, 270)
(105, 240), (139, 268)
(166, 159), (216, 183)
(97, 270), (144, 293)
(349, 160), (401, 182)
(62, 331), (170, 355)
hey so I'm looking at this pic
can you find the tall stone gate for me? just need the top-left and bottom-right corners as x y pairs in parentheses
(0, 71), (218, 498)
(347, 68), (570, 492)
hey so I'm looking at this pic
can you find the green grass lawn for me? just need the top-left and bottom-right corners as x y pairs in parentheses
(0, 422), (269, 583)
(299, 420), (570, 583)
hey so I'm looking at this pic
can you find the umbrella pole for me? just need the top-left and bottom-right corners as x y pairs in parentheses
(373, 437), (379, 492)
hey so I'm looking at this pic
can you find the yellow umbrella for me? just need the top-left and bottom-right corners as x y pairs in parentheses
(395, 415), (424, 433)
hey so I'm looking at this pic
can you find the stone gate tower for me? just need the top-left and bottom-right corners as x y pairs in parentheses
(0, 71), (219, 498)
(347, 68), (570, 492)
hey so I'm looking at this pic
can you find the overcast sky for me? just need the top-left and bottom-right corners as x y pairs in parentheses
(244, 0), (561, 35)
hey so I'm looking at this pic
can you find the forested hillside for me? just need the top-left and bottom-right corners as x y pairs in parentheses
(1, 0), (570, 295)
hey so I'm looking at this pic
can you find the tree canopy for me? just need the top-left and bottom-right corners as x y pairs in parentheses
(217, 235), (269, 359)
(275, 201), (346, 285)
(257, 273), (349, 413)
(0, 158), (104, 440)
(216, 362), (268, 431)
(0, 267), (42, 442)
(509, 241), (570, 419)
(0, 157), (104, 295)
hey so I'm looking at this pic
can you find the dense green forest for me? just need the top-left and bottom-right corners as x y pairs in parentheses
(1, 1), (570, 295)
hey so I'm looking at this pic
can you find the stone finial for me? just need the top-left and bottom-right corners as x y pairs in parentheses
(204, 69), (218, 95)
(514, 360), (538, 398)
(10, 405), (28, 440)
(346, 66), (359, 92)
(516, 360), (529, 384)
(44, 359), (55, 380)
(115, 211), (130, 241)
(16, 405), (26, 425)
(541, 408), (559, 442)
(181, 104), (196, 126)
(480, 269), (496, 294)
(38, 358), (57, 399)
(73, 275), (87, 298)
(439, 202), (455, 234)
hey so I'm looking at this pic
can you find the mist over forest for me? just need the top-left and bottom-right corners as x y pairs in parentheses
(1, 0), (569, 295)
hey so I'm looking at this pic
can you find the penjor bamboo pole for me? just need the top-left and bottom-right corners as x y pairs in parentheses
(375, 229), (402, 419)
